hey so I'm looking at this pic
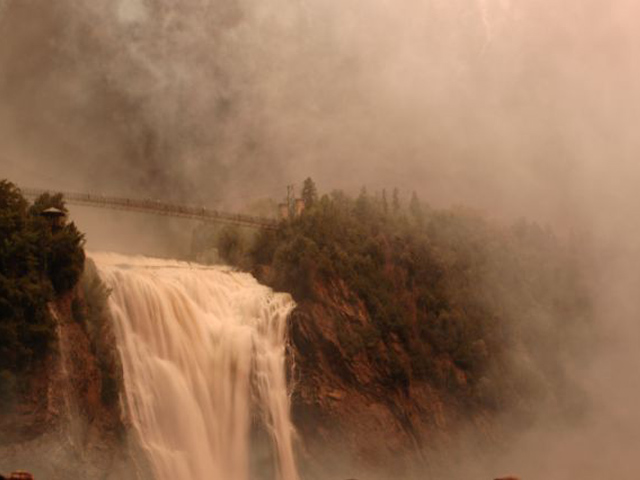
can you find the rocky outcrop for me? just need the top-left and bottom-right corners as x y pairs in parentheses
(0, 286), (141, 480)
(286, 279), (499, 480)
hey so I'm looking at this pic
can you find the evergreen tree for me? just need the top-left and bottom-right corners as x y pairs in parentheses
(382, 189), (389, 215)
(409, 191), (422, 220)
(0, 180), (85, 390)
(355, 186), (370, 218)
(301, 177), (318, 210)
(392, 188), (400, 214)
(245, 180), (594, 411)
(29, 192), (68, 216)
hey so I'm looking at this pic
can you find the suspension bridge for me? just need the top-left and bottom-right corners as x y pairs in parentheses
(21, 187), (279, 230)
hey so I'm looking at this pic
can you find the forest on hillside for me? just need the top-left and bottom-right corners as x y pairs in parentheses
(199, 179), (595, 413)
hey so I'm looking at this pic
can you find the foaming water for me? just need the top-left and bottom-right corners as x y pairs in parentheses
(92, 252), (299, 480)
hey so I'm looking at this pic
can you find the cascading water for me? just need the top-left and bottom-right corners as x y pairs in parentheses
(92, 253), (299, 480)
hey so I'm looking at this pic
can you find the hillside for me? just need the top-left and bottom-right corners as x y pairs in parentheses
(210, 180), (595, 477)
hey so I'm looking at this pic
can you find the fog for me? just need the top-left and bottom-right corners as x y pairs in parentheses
(1, 0), (640, 478)
(3, 0), (638, 226)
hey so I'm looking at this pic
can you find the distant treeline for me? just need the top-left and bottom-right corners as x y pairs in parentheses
(0, 180), (85, 403)
(204, 178), (594, 410)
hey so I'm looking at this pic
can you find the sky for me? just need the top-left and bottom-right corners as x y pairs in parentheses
(1, 0), (638, 232)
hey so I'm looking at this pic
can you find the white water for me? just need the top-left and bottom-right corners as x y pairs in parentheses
(92, 252), (299, 480)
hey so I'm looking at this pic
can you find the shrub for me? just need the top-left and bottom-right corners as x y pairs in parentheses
(0, 180), (85, 375)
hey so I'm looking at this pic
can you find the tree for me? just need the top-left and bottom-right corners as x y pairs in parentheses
(409, 191), (423, 220)
(48, 222), (86, 294)
(0, 182), (54, 382)
(0, 180), (86, 384)
(217, 225), (247, 266)
(28, 192), (68, 216)
(382, 189), (389, 215)
(355, 186), (371, 219)
(29, 191), (85, 294)
(392, 188), (400, 214)
(301, 177), (318, 210)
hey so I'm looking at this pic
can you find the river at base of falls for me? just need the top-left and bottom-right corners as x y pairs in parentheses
(93, 253), (299, 480)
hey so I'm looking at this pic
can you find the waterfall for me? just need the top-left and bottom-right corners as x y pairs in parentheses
(92, 253), (299, 480)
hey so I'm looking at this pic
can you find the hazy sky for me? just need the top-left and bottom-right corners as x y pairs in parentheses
(1, 0), (638, 233)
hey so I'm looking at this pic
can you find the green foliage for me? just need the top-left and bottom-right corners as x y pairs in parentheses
(79, 258), (110, 335)
(272, 234), (322, 299)
(409, 191), (423, 222)
(301, 177), (318, 210)
(392, 187), (400, 213)
(382, 189), (389, 215)
(48, 222), (85, 294)
(0, 180), (85, 377)
(78, 258), (122, 407)
(191, 222), (256, 267)
(28, 192), (68, 216)
(217, 225), (251, 267)
(247, 181), (594, 405)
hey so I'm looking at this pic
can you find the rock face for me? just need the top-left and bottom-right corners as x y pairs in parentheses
(286, 279), (498, 480)
(0, 287), (141, 480)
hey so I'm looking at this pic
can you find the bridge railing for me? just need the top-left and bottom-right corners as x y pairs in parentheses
(21, 188), (279, 230)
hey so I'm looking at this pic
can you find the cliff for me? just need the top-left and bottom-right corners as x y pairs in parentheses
(0, 278), (140, 479)
(286, 278), (499, 480)
(243, 190), (594, 479)
(0, 182), (140, 477)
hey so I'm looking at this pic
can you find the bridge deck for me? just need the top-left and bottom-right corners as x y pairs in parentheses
(21, 188), (279, 230)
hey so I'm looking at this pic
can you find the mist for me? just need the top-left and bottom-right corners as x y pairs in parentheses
(2, 0), (640, 478)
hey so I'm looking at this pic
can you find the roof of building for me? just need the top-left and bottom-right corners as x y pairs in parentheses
(40, 207), (66, 217)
